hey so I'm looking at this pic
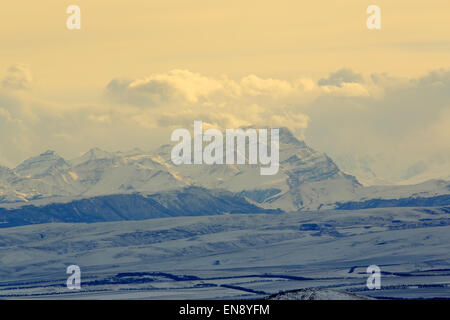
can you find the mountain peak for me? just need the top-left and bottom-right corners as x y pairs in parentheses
(71, 148), (115, 166)
(15, 151), (69, 177)
(86, 147), (110, 158)
(278, 127), (307, 148)
(42, 150), (58, 156)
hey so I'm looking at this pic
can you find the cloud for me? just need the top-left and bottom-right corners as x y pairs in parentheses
(318, 68), (363, 87)
(239, 75), (295, 97)
(105, 70), (225, 107)
(305, 68), (450, 181)
(2, 64), (33, 90)
(106, 70), (311, 107)
(104, 69), (312, 138)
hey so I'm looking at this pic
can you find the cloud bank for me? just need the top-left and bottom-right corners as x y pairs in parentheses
(1, 66), (449, 183)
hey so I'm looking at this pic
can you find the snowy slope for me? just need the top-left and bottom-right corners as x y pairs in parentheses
(1, 206), (449, 299)
(0, 187), (279, 228)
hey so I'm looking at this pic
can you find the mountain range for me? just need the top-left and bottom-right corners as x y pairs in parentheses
(0, 128), (449, 215)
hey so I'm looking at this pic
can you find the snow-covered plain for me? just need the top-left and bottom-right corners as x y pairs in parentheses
(0, 206), (449, 299)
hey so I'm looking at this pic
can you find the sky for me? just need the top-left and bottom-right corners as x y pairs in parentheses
(0, 0), (449, 182)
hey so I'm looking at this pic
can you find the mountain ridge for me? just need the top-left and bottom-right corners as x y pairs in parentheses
(0, 186), (282, 228)
(1, 128), (449, 211)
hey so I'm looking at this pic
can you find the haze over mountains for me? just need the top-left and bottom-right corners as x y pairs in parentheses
(333, 153), (450, 186)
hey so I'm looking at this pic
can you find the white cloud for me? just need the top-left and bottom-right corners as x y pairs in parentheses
(104, 69), (313, 137)
(106, 70), (225, 106)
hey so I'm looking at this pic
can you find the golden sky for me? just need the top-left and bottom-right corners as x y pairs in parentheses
(1, 0), (449, 94)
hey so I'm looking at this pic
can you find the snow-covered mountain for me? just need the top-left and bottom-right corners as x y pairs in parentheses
(14, 150), (71, 177)
(0, 128), (449, 211)
(0, 128), (358, 210)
